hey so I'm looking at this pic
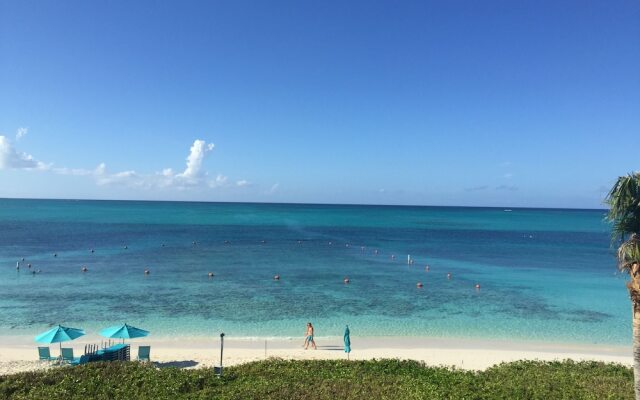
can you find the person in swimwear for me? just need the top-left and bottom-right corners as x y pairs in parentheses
(304, 322), (316, 350)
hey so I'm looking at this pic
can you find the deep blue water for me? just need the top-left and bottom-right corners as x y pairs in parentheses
(0, 199), (630, 345)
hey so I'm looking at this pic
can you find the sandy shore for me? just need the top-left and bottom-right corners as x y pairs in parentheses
(0, 335), (631, 376)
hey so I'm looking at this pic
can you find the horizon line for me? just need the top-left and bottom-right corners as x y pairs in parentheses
(0, 196), (608, 212)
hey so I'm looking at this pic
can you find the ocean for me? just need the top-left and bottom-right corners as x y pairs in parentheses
(0, 199), (629, 345)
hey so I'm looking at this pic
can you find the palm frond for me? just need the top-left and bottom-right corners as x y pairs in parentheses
(617, 233), (640, 272)
(605, 172), (640, 242)
(612, 215), (640, 240)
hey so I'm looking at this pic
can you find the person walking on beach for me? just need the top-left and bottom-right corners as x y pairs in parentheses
(304, 322), (316, 350)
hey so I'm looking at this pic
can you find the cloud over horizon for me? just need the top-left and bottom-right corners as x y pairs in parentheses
(0, 134), (248, 193)
(158, 140), (216, 188)
(0, 135), (48, 170)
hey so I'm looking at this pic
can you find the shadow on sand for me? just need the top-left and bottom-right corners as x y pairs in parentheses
(154, 360), (199, 368)
(316, 345), (345, 351)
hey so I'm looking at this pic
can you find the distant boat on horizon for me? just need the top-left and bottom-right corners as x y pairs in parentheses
(503, 209), (513, 212)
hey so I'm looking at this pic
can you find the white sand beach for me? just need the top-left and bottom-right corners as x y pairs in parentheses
(0, 335), (631, 376)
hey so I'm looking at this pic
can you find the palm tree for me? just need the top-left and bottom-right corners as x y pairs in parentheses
(606, 172), (640, 399)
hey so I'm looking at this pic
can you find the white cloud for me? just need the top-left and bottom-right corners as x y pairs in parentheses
(143, 139), (217, 189)
(216, 174), (228, 185)
(53, 167), (96, 176)
(208, 174), (228, 188)
(503, 173), (513, 179)
(15, 127), (28, 140)
(0, 135), (49, 170)
(88, 140), (217, 190)
(1, 132), (252, 194)
(161, 168), (173, 177)
(55, 162), (139, 187)
(96, 168), (139, 186)
(177, 140), (214, 181)
(95, 163), (106, 175)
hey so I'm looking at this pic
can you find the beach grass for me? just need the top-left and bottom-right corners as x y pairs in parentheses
(0, 359), (633, 399)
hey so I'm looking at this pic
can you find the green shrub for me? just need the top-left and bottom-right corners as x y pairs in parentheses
(0, 359), (633, 400)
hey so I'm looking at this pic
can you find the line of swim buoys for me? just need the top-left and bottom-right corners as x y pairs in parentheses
(14, 239), (482, 291)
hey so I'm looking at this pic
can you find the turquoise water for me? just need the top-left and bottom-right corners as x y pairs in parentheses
(0, 199), (630, 345)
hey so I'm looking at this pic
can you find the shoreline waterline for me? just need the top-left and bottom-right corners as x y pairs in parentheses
(1, 334), (631, 355)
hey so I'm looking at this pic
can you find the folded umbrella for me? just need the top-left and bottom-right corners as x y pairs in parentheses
(344, 325), (351, 359)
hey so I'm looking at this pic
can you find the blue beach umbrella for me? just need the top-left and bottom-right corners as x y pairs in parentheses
(35, 325), (86, 355)
(344, 325), (351, 359)
(100, 323), (149, 343)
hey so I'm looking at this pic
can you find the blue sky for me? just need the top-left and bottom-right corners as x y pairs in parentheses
(1, 1), (638, 208)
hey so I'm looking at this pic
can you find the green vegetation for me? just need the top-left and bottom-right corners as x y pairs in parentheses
(606, 172), (640, 399)
(0, 359), (633, 400)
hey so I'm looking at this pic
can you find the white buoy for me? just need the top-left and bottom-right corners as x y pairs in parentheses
(407, 254), (411, 265)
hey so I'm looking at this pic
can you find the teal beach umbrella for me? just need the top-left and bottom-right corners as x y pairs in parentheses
(35, 325), (86, 355)
(344, 325), (351, 359)
(100, 323), (149, 342)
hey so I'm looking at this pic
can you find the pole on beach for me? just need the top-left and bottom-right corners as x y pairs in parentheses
(220, 332), (224, 367)
(264, 340), (267, 359)
(216, 332), (225, 377)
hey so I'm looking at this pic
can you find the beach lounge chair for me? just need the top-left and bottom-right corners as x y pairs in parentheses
(61, 348), (81, 364)
(37, 346), (57, 361)
(137, 346), (150, 362)
(69, 355), (90, 366)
